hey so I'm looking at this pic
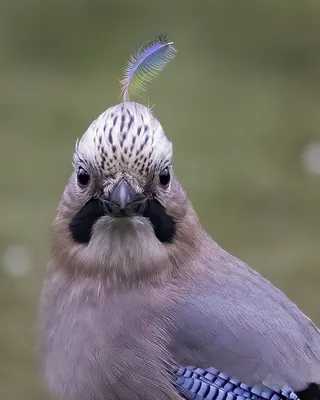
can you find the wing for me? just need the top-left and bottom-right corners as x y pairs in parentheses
(170, 240), (320, 393)
(170, 365), (299, 400)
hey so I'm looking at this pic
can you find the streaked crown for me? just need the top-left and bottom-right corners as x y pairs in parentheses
(74, 36), (176, 178)
(74, 102), (172, 178)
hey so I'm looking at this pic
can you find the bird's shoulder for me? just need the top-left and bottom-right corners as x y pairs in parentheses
(170, 234), (320, 391)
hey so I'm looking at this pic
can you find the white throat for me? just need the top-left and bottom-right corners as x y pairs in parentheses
(76, 216), (170, 281)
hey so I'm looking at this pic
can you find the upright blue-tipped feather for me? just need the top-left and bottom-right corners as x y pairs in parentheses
(121, 35), (177, 102)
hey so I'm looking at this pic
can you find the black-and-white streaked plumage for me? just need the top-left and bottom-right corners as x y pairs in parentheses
(74, 102), (171, 180)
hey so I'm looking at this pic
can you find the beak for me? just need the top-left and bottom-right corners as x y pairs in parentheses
(107, 180), (144, 209)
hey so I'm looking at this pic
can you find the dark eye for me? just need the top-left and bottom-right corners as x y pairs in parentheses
(77, 168), (90, 186)
(159, 167), (170, 186)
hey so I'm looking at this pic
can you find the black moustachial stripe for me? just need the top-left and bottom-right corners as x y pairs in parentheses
(69, 198), (175, 244)
(143, 199), (176, 243)
(69, 198), (105, 244)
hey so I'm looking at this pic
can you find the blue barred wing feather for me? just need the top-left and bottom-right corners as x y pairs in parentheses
(171, 366), (299, 400)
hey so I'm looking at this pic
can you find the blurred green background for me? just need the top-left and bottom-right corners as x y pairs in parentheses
(1, 0), (320, 399)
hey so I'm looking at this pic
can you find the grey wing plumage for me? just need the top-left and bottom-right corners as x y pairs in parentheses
(170, 246), (320, 393)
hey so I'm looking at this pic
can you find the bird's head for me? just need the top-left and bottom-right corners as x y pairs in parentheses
(52, 102), (199, 283)
(51, 37), (201, 284)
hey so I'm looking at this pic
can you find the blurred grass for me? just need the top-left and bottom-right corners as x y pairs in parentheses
(0, 1), (320, 399)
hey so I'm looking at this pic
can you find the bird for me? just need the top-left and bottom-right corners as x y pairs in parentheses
(38, 36), (320, 400)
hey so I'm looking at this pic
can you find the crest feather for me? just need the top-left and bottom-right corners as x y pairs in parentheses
(121, 35), (177, 102)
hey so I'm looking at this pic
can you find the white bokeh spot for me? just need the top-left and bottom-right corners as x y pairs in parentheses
(2, 244), (32, 277)
(301, 141), (320, 175)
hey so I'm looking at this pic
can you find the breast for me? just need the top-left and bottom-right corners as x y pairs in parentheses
(39, 267), (179, 399)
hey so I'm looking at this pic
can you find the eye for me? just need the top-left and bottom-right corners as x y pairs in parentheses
(77, 168), (90, 186)
(159, 167), (170, 186)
